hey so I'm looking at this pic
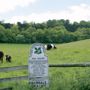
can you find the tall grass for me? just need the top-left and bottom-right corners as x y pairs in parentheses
(0, 39), (90, 90)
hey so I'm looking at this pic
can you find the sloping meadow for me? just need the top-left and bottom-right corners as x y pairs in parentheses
(0, 39), (90, 90)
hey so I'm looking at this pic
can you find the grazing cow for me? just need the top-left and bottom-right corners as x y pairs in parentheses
(5, 55), (12, 63)
(0, 51), (4, 63)
(45, 44), (57, 50)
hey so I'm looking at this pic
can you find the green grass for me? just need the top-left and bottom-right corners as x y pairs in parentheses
(0, 39), (90, 90)
(0, 44), (30, 67)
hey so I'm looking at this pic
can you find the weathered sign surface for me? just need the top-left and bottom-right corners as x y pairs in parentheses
(28, 43), (48, 87)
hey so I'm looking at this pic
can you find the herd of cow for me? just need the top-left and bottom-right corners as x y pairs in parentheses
(0, 51), (11, 63)
(0, 44), (56, 63)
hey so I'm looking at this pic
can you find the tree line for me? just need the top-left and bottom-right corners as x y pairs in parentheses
(0, 19), (90, 43)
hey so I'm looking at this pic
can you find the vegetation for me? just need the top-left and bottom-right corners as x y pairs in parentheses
(0, 20), (90, 43)
(0, 39), (90, 90)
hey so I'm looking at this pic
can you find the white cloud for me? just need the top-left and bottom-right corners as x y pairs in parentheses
(0, 0), (36, 13)
(5, 4), (90, 23)
(67, 3), (90, 22)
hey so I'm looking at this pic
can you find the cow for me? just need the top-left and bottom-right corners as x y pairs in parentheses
(5, 55), (12, 63)
(45, 44), (57, 50)
(0, 51), (4, 63)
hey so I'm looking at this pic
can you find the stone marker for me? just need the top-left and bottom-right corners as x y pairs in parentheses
(28, 43), (48, 87)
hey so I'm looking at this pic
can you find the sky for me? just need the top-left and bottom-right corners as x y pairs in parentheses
(0, 0), (90, 23)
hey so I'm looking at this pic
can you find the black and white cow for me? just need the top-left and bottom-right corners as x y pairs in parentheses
(5, 55), (12, 63)
(0, 51), (4, 63)
(45, 44), (56, 50)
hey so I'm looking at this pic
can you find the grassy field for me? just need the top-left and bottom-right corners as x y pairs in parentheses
(0, 39), (90, 90)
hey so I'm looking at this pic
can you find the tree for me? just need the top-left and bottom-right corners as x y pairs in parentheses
(47, 19), (59, 28)
(5, 29), (16, 43)
(21, 31), (32, 43)
(75, 28), (90, 40)
(11, 24), (19, 35)
(0, 25), (7, 42)
(16, 34), (25, 43)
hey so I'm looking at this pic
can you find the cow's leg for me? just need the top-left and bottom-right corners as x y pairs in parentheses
(1, 57), (3, 63)
(0, 58), (3, 63)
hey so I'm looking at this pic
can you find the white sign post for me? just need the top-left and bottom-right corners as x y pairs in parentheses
(28, 43), (48, 87)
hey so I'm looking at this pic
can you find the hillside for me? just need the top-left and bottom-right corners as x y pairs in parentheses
(0, 39), (90, 67)
(48, 39), (90, 64)
(0, 39), (90, 90)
